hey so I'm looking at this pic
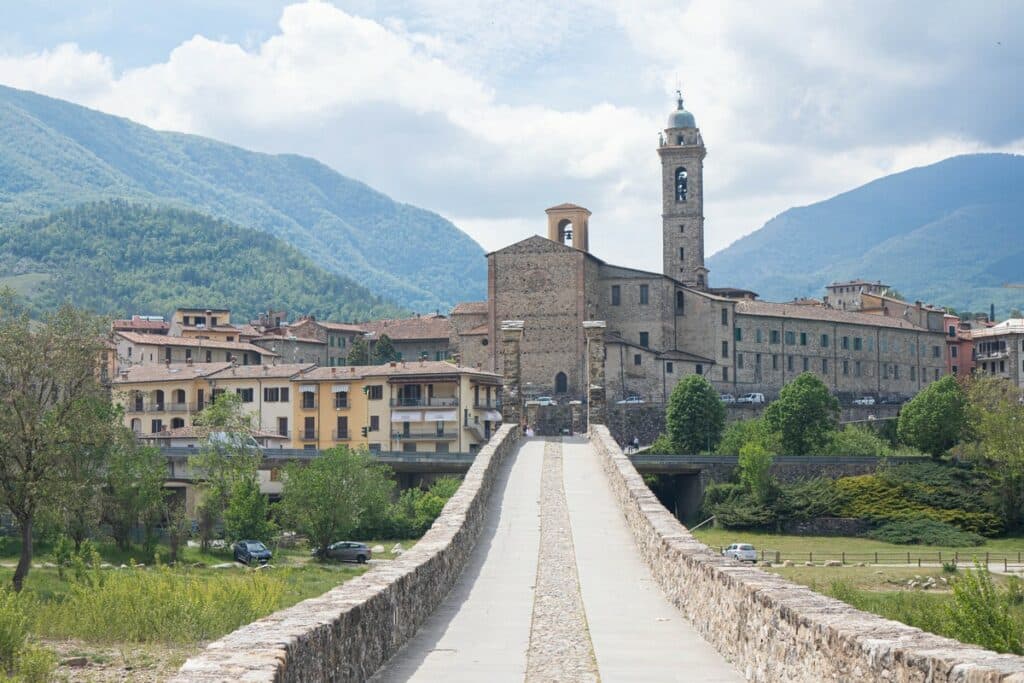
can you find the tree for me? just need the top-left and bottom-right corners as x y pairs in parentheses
(715, 417), (778, 456)
(826, 424), (893, 457)
(965, 376), (1024, 531)
(665, 375), (726, 453)
(278, 447), (393, 559)
(0, 295), (116, 591)
(763, 372), (839, 455)
(346, 335), (371, 366)
(103, 437), (168, 552)
(223, 477), (276, 542)
(188, 393), (261, 550)
(897, 375), (967, 458)
(373, 334), (400, 364)
(738, 442), (775, 504)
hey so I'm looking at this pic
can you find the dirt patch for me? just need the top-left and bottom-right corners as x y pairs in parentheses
(44, 639), (199, 682)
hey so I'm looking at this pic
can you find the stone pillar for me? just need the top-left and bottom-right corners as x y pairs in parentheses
(583, 321), (607, 428)
(569, 400), (584, 436)
(500, 321), (525, 426)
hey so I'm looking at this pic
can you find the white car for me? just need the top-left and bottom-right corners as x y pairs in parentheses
(723, 543), (758, 563)
(737, 393), (765, 404)
(535, 396), (558, 406)
(719, 393), (736, 404)
(616, 395), (645, 405)
(853, 396), (876, 406)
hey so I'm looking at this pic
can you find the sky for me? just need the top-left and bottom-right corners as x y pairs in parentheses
(1, 1), (1022, 272)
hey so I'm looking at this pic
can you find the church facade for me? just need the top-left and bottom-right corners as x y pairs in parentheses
(451, 94), (947, 404)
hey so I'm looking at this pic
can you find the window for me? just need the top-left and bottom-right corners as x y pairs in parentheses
(721, 341), (728, 358)
(867, 337), (874, 352)
(164, 347), (172, 361)
(756, 329), (763, 343)
(436, 442), (450, 453)
(185, 349), (192, 361)
(302, 390), (316, 409)
(235, 388), (254, 403)
(639, 332), (649, 347)
(303, 417), (316, 440)
(367, 385), (383, 400)
(785, 331), (795, 345)
(278, 417), (288, 437)
(952, 365), (958, 375)
(666, 362), (674, 374)
(843, 360), (849, 376)
(368, 443), (381, 453)
(772, 355), (779, 370)
(211, 316), (218, 326)
(822, 358), (828, 373)
(639, 284), (649, 305)
(226, 336), (234, 342)
(555, 372), (568, 393)
(679, 247), (685, 260)
(634, 354), (642, 366)
(951, 346), (958, 358)
(611, 285), (621, 306)
(734, 328), (742, 342)
(695, 364), (703, 375)
(770, 330), (780, 344)
(721, 308), (728, 326)
(842, 336), (850, 350)
(910, 366), (916, 381)
(722, 367), (728, 381)
(854, 337), (863, 351)
(800, 332), (807, 346)
(676, 291), (685, 313)
(820, 334), (829, 348)
(151, 419), (163, 433)
(335, 392), (348, 409)
(932, 345), (941, 358)
(369, 415), (380, 432)
(205, 350), (212, 362)
(402, 442), (417, 453)
(894, 365), (900, 380)
(802, 357), (809, 371)
(679, 224), (685, 233)
(934, 368), (940, 380)
(675, 167), (688, 202)
(336, 416), (348, 440)
(854, 361), (862, 377)
(737, 353), (744, 369)
(787, 355), (794, 371)
(948, 325), (956, 337)
(264, 387), (279, 402)
(280, 387), (289, 402)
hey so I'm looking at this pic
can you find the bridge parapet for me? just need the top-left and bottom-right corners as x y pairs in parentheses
(172, 425), (520, 682)
(591, 426), (1024, 681)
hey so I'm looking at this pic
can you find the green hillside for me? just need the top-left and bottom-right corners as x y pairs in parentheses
(0, 201), (400, 321)
(707, 154), (1024, 317)
(0, 84), (485, 311)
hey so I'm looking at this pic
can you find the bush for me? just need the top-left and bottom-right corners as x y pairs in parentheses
(826, 424), (892, 456)
(702, 483), (776, 529)
(775, 478), (842, 521)
(647, 433), (676, 454)
(949, 563), (1024, 654)
(0, 590), (54, 681)
(865, 519), (985, 546)
(715, 417), (779, 456)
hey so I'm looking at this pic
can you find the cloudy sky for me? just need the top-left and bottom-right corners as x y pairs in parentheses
(2, 1), (1022, 271)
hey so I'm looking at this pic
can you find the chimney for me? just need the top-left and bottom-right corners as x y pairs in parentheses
(331, 367), (337, 375)
(991, 303), (996, 322)
(390, 361), (397, 368)
(119, 370), (129, 380)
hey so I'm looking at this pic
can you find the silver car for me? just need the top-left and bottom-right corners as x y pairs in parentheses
(318, 541), (372, 563)
(723, 543), (758, 563)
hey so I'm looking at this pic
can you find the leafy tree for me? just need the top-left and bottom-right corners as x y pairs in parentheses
(764, 372), (839, 455)
(883, 288), (906, 301)
(738, 442), (775, 504)
(346, 336), (371, 366)
(103, 437), (168, 552)
(897, 375), (967, 458)
(965, 376), (1024, 531)
(278, 447), (393, 558)
(165, 499), (192, 565)
(665, 375), (726, 454)
(826, 424), (892, 456)
(188, 393), (261, 550)
(0, 294), (116, 591)
(223, 477), (276, 543)
(715, 417), (778, 456)
(373, 334), (400, 363)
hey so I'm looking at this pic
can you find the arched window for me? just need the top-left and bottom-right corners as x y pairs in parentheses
(554, 372), (568, 394)
(676, 290), (685, 313)
(173, 389), (186, 405)
(171, 417), (185, 429)
(153, 389), (165, 410)
(557, 219), (574, 245)
(675, 167), (688, 202)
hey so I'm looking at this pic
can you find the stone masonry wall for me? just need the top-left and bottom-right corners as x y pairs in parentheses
(589, 425), (1024, 682)
(173, 424), (520, 683)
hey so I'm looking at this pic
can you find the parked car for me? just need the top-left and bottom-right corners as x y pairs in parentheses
(719, 393), (736, 404)
(535, 396), (558, 406)
(878, 395), (904, 405)
(233, 540), (272, 565)
(616, 395), (645, 404)
(737, 393), (765, 404)
(313, 541), (372, 563)
(722, 543), (758, 563)
(853, 396), (876, 406)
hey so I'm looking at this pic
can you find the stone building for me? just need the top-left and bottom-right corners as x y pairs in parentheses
(971, 319), (1024, 388)
(451, 92), (949, 405)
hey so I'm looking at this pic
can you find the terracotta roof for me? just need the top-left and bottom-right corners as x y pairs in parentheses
(451, 301), (488, 315)
(206, 363), (315, 380)
(253, 334), (325, 345)
(735, 300), (929, 331)
(115, 332), (277, 355)
(546, 203), (591, 213)
(657, 349), (716, 364)
(312, 321), (365, 333)
(357, 315), (452, 341)
(112, 362), (233, 384)
(827, 279), (888, 288)
(299, 360), (500, 382)
(113, 318), (169, 332)
(174, 307), (231, 313)
(971, 320), (1024, 339)
(142, 426), (287, 440)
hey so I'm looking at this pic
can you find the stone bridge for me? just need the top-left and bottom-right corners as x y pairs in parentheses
(174, 427), (1024, 682)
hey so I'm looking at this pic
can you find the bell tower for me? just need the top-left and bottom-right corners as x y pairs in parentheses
(659, 91), (708, 289)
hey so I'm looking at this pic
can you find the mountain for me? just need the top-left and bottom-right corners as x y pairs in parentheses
(0, 201), (400, 321)
(0, 85), (485, 312)
(707, 154), (1024, 317)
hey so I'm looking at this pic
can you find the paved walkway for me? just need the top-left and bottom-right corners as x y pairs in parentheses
(372, 437), (740, 682)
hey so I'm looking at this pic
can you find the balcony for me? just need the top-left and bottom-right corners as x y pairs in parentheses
(473, 400), (502, 410)
(300, 430), (318, 441)
(393, 431), (459, 441)
(332, 430), (351, 441)
(390, 397), (459, 407)
(299, 400), (318, 410)
(976, 350), (1009, 361)
(165, 402), (195, 412)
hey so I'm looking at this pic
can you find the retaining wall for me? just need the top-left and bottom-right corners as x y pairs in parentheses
(173, 424), (520, 682)
(590, 425), (1024, 682)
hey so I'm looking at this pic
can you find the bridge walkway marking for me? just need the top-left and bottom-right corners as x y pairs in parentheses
(372, 436), (742, 682)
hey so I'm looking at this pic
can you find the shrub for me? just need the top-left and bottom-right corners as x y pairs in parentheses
(826, 424), (892, 456)
(738, 442), (775, 503)
(702, 483), (776, 529)
(647, 433), (676, 454)
(865, 519), (985, 546)
(775, 478), (842, 521)
(949, 563), (1024, 654)
(0, 590), (55, 681)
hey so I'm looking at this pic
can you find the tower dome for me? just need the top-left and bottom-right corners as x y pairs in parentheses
(668, 91), (696, 129)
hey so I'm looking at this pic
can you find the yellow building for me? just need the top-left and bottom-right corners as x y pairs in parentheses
(292, 366), (369, 451)
(112, 362), (232, 436)
(169, 307), (260, 342)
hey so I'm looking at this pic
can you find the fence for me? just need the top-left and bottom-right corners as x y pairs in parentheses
(716, 546), (1024, 571)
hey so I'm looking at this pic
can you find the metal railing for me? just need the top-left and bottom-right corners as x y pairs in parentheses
(393, 431), (458, 441)
(300, 431), (318, 441)
(390, 397), (459, 407)
(299, 400), (318, 410)
(473, 400), (501, 409)
(718, 546), (1024, 570)
(332, 430), (350, 441)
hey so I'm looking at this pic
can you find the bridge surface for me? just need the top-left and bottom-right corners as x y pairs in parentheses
(371, 437), (740, 682)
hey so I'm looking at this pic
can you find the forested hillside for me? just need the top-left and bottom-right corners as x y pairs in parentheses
(0, 84), (485, 311)
(707, 154), (1024, 316)
(0, 201), (400, 321)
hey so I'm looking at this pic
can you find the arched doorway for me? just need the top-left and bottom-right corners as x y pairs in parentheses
(554, 372), (568, 394)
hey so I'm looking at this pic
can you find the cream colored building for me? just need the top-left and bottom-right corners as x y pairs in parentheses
(204, 363), (314, 445)
(112, 362), (232, 436)
(972, 319), (1024, 388)
(113, 332), (275, 373)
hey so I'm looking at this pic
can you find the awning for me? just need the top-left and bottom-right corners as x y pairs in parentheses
(300, 384), (316, 393)
(391, 410), (423, 422)
(331, 384), (350, 393)
(423, 410), (457, 422)
(483, 410), (503, 422)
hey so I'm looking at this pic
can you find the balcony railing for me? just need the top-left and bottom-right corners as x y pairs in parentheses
(393, 431), (458, 441)
(299, 400), (318, 410)
(300, 431), (318, 441)
(165, 402), (194, 412)
(976, 350), (1009, 361)
(389, 397), (459, 407)
(128, 402), (197, 413)
(332, 430), (350, 441)
(473, 400), (502, 410)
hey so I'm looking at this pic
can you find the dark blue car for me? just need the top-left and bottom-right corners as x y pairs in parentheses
(232, 540), (272, 565)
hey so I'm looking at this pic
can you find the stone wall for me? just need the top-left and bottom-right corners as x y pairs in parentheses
(173, 424), (520, 683)
(589, 425), (1024, 682)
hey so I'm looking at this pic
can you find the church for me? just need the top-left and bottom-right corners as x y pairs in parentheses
(450, 94), (947, 405)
